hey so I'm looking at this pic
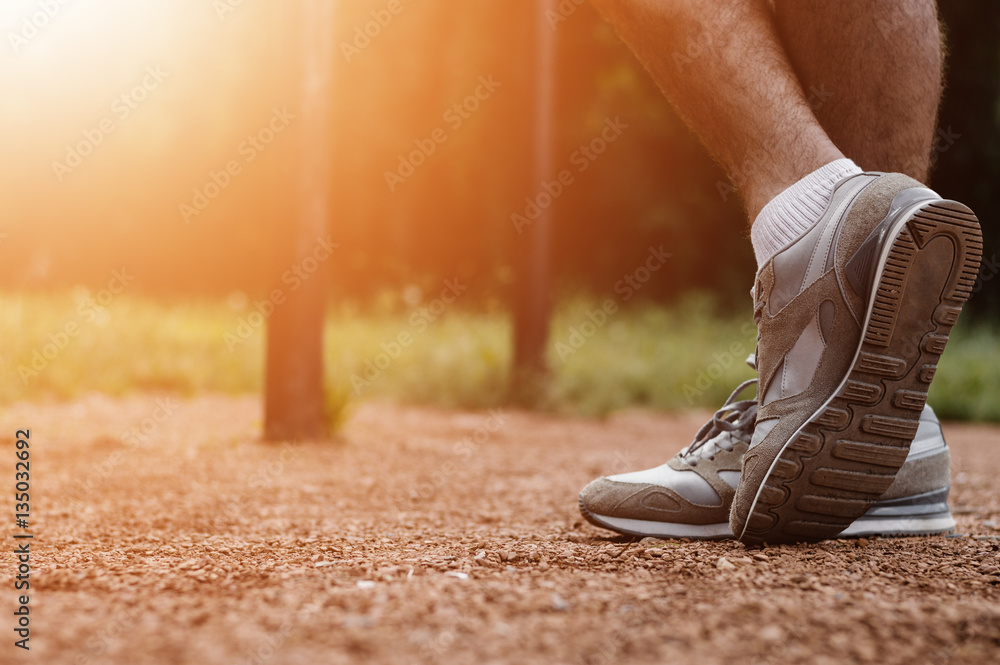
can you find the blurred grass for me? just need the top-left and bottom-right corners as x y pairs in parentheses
(1, 291), (998, 422)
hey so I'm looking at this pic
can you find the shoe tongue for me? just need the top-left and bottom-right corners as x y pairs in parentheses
(683, 431), (732, 462)
(680, 379), (757, 464)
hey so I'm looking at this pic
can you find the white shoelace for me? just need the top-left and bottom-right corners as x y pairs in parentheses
(680, 379), (758, 465)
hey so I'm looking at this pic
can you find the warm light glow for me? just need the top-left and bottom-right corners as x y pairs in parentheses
(1, 1), (718, 302)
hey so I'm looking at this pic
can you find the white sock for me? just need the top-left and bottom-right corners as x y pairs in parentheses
(751, 158), (863, 269)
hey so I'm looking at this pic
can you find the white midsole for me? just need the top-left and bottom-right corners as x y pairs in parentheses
(743, 195), (941, 539)
(839, 514), (956, 537)
(590, 514), (734, 539)
(593, 511), (955, 540)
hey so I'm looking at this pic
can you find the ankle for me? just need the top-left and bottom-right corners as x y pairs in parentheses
(750, 158), (863, 269)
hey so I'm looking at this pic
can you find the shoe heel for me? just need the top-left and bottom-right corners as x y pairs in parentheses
(863, 200), (983, 349)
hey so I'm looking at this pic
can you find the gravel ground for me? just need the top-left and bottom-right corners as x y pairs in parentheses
(2, 395), (999, 664)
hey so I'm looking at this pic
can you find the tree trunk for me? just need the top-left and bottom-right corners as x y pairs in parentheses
(264, 0), (334, 441)
(512, 0), (556, 397)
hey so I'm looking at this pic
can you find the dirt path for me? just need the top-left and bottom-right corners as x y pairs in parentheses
(2, 395), (999, 664)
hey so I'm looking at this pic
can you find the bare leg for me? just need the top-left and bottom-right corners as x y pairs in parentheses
(591, 0), (843, 221)
(773, 0), (943, 183)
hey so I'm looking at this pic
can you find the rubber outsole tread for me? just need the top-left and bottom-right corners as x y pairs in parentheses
(832, 441), (909, 467)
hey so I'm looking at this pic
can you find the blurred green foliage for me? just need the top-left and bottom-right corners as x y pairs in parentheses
(4, 292), (997, 422)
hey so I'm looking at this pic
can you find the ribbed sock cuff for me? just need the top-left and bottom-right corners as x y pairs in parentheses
(751, 158), (863, 268)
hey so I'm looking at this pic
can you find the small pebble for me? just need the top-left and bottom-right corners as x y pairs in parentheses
(759, 625), (783, 642)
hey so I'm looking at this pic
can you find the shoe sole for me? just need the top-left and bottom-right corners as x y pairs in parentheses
(739, 199), (982, 545)
(578, 493), (732, 539)
(582, 489), (955, 540)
